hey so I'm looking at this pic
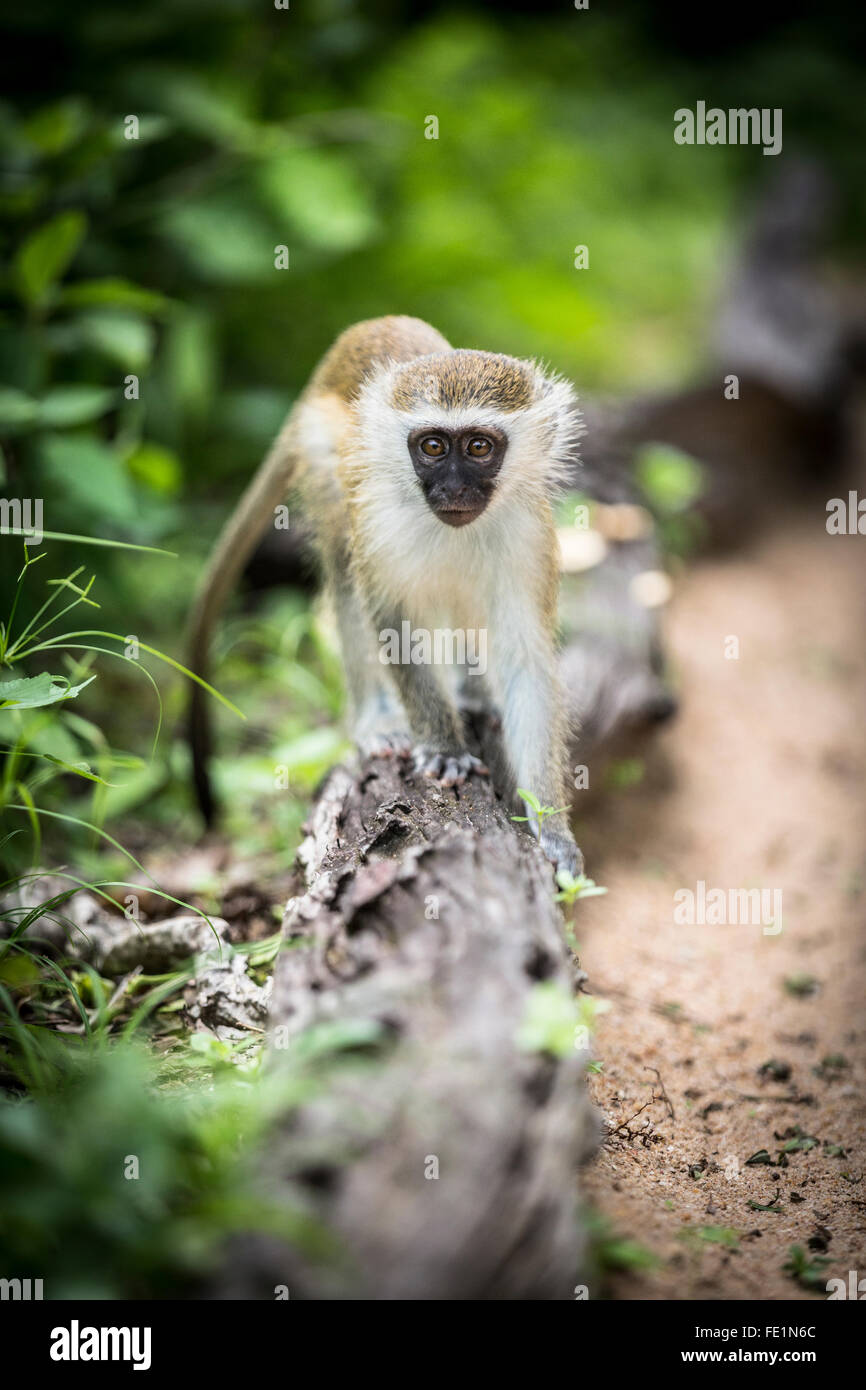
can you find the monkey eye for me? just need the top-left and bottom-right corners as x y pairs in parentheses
(466, 436), (493, 458)
(419, 434), (448, 458)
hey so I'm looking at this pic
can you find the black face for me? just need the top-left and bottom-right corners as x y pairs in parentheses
(407, 426), (507, 527)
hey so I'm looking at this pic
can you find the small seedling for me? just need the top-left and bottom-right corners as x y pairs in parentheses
(554, 868), (608, 905)
(512, 787), (569, 829)
(813, 1053), (848, 1079)
(587, 1211), (661, 1274)
(823, 1142), (847, 1159)
(783, 1244), (831, 1290)
(776, 1126), (818, 1155)
(784, 973), (820, 998)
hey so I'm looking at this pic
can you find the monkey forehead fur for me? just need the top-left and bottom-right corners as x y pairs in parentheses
(390, 349), (534, 412)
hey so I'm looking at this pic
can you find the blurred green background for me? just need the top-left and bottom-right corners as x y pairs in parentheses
(1, 0), (864, 864)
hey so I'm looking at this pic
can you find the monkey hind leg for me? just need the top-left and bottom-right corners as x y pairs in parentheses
(454, 664), (495, 718)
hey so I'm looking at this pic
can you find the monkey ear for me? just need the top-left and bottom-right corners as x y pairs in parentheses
(534, 368), (584, 474)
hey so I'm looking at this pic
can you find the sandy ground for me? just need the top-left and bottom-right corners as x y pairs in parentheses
(576, 510), (866, 1300)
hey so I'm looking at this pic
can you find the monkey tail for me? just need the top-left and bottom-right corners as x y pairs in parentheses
(186, 419), (301, 824)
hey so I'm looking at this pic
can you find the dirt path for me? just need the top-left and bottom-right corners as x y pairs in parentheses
(577, 510), (866, 1300)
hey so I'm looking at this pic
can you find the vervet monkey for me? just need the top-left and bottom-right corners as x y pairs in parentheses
(188, 315), (582, 877)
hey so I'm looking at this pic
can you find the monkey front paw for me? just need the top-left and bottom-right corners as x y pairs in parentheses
(539, 826), (584, 880)
(358, 729), (413, 760)
(413, 747), (489, 788)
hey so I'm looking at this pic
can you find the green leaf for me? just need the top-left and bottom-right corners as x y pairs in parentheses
(0, 387), (40, 433)
(97, 758), (167, 820)
(251, 727), (345, 788)
(37, 386), (116, 428)
(2, 714), (81, 764)
(636, 443), (704, 515)
(125, 442), (182, 495)
(218, 388), (292, 447)
(0, 672), (96, 709)
(259, 147), (378, 253)
(20, 99), (87, 156)
(596, 1235), (660, 1271)
(783, 1244), (831, 1287)
(37, 434), (138, 526)
(162, 310), (215, 420)
(555, 873), (609, 903)
(0, 324), (46, 395)
(517, 787), (541, 813)
(42, 754), (115, 786)
(291, 1017), (386, 1060)
(517, 981), (579, 1058)
(58, 278), (172, 315)
(14, 211), (88, 306)
(784, 972), (820, 998)
(680, 1225), (740, 1249)
(189, 1031), (233, 1060)
(75, 311), (155, 372)
(780, 1133), (817, 1153)
(0, 528), (173, 555)
(161, 196), (275, 284)
(150, 70), (260, 149)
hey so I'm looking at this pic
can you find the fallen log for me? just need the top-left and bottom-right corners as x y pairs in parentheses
(216, 727), (599, 1300)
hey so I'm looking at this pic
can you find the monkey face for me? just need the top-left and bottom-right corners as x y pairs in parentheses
(407, 426), (506, 527)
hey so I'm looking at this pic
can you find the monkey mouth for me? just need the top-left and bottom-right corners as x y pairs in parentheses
(433, 504), (486, 528)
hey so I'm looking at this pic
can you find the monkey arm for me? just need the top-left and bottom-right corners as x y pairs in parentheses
(374, 620), (488, 787)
